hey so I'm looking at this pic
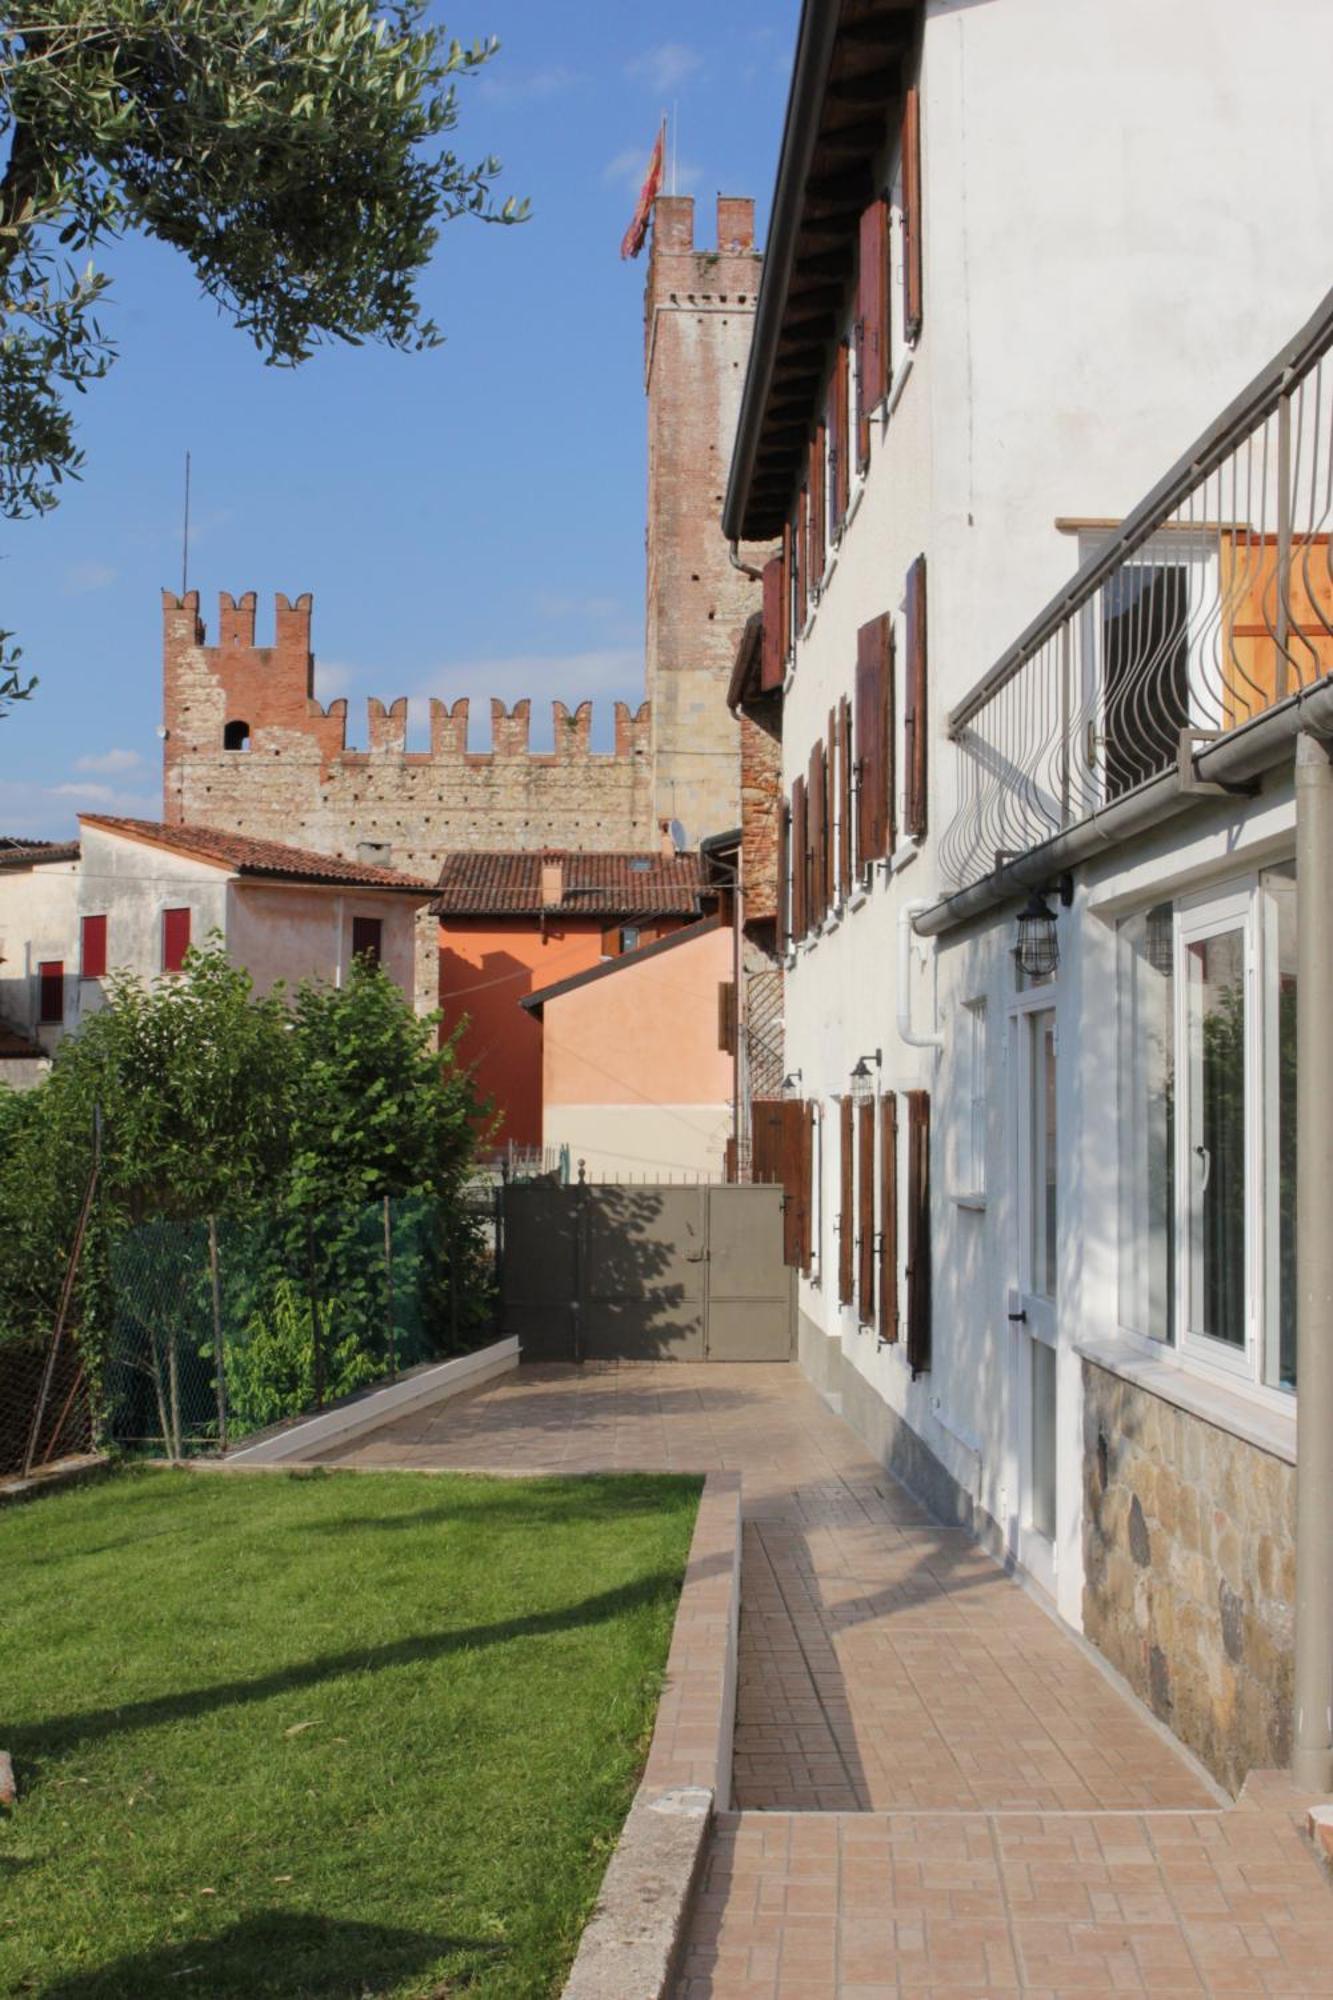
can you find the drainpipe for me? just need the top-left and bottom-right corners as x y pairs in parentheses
(728, 540), (765, 582)
(1294, 728), (1333, 1792)
(898, 898), (943, 1051)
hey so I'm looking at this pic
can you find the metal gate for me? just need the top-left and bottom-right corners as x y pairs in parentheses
(502, 1183), (793, 1362)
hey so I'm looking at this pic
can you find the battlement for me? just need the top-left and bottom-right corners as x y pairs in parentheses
(161, 590), (657, 866)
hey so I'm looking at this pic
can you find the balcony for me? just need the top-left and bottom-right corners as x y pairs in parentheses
(938, 287), (1333, 904)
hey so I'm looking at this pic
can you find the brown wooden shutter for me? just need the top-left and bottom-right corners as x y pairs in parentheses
(796, 488), (809, 632)
(751, 1098), (784, 1187)
(761, 555), (785, 692)
(838, 1096), (854, 1306)
(717, 980), (737, 1054)
(904, 554), (928, 839)
(801, 1101), (815, 1275)
(830, 344), (851, 535)
(779, 1098), (809, 1269)
(824, 710), (837, 911)
(879, 1091), (899, 1343)
(780, 523), (793, 666)
(777, 799), (791, 951)
(855, 613), (894, 867)
(857, 1098), (875, 1323)
(806, 742), (823, 929)
(809, 426), (827, 592)
(905, 1088), (931, 1373)
(790, 775), (807, 940)
(902, 86), (923, 344)
(856, 196), (890, 470)
(835, 699), (851, 899)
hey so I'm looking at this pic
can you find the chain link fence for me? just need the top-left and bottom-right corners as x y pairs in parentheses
(2, 1183), (502, 1471)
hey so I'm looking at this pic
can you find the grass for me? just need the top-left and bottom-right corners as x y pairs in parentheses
(0, 1464), (701, 1999)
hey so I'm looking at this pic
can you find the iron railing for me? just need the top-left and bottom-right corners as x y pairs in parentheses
(939, 285), (1333, 894)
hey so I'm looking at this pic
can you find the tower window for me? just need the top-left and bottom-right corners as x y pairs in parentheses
(223, 719), (251, 751)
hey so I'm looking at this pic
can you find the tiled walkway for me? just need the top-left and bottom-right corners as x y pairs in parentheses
(319, 1363), (1333, 1997)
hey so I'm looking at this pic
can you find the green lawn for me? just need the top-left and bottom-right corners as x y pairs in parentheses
(0, 1464), (701, 1999)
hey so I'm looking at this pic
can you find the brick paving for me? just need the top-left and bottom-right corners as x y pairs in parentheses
(319, 1362), (1333, 1996)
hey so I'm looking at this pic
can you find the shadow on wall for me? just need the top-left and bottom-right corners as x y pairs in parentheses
(503, 1184), (705, 1361)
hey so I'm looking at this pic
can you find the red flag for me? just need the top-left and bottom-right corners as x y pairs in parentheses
(620, 124), (666, 260)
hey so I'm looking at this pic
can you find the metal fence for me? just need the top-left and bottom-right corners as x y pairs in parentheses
(939, 284), (1333, 894)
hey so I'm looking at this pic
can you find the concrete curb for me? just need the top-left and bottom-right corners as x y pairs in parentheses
(1310, 1802), (1333, 1865)
(223, 1338), (519, 1464)
(562, 1470), (741, 2000)
(0, 1453), (110, 1507)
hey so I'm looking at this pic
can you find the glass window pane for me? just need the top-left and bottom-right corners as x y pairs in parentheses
(1118, 905), (1175, 1342)
(1264, 865), (1297, 1389)
(1029, 1011), (1057, 1299)
(1187, 927), (1247, 1348)
(1030, 1336), (1057, 1541)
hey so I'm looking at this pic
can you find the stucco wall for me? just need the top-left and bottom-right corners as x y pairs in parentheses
(77, 823), (230, 1011)
(226, 882), (420, 1003)
(1082, 1361), (1295, 1794)
(0, 858), (80, 1051)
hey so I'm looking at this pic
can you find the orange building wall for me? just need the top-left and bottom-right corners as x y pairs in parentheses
(438, 916), (679, 1149)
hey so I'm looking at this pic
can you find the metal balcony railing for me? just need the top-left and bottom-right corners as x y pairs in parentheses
(939, 285), (1333, 894)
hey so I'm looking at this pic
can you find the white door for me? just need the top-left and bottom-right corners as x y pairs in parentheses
(1009, 1003), (1059, 1595)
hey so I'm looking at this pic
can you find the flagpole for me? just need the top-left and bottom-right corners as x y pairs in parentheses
(670, 106), (677, 196)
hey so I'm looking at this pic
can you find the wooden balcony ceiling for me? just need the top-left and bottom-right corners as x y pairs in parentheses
(741, 0), (915, 541)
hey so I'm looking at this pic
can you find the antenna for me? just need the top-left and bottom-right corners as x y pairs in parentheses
(180, 449), (191, 599)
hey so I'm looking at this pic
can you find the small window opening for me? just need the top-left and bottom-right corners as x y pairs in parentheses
(223, 719), (251, 751)
(351, 916), (382, 966)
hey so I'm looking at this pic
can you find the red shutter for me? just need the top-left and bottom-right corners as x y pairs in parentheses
(879, 1091), (899, 1343)
(162, 907), (191, 973)
(352, 916), (382, 965)
(838, 1096), (854, 1306)
(777, 800), (791, 951)
(761, 555), (785, 692)
(830, 344), (851, 535)
(857, 1098), (876, 1323)
(902, 86), (923, 344)
(809, 426), (827, 593)
(837, 698), (853, 898)
(790, 775), (808, 940)
(904, 554), (928, 839)
(906, 1089), (931, 1374)
(855, 613), (895, 867)
(38, 960), (64, 1024)
(80, 914), (107, 979)
(856, 196), (890, 469)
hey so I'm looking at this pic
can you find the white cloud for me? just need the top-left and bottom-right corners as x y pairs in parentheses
(312, 658), (356, 702)
(414, 647), (644, 751)
(49, 781), (158, 812)
(0, 774), (158, 838)
(478, 63), (578, 105)
(628, 43), (702, 94)
(75, 748), (143, 774)
(62, 561), (118, 596)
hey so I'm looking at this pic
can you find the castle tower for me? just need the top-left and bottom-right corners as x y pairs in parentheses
(644, 195), (766, 845)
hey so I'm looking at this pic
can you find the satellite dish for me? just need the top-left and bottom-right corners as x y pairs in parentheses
(669, 817), (688, 853)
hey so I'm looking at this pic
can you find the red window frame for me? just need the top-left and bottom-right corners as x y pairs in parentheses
(162, 907), (191, 974)
(38, 961), (64, 1024)
(81, 914), (108, 979)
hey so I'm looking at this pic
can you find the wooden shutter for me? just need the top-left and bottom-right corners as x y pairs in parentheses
(879, 1091), (899, 1343)
(777, 800), (791, 951)
(801, 1101), (816, 1275)
(902, 85), (923, 343)
(807, 742), (824, 929)
(905, 1088), (931, 1373)
(38, 960), (63, 1024)
(824, 710), (837, 911)
(904, 554), (928, 839)
(790, 776), (807, 940)
(761, 555), (785, 692)
(162, 906), (191, 973)
(809, 426), (827, 593)
(796, 487), (809, 632)
(856, 196), (890, 469)
(753, 1098), (808, 1269)
(830, 344), (851, 535)
(832, 700), (852, 896)
(857, 1098), (875, 1323)
(751, 1098), (784, 1187)
(80, 914), (107, 979)
(838, 1096), (854, 1306)
(780, 523), (793, 664)
(717, 980), (737, 1054)
(855, 613), (894, 867)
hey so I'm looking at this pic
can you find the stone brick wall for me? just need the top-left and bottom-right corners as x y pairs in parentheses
(1082, 1360), (1295, 1793)
(645, 195), (767, 846)
(163, 591), (655, 875)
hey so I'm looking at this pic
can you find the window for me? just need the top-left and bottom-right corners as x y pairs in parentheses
(621, 925), (641, 954)
(1117, 873), (1295, 1392)
(80, 914), (107, 979)
(223, 719), (251, 751)
(903, 555), (928, 840)
(959, 998), (988, 1196)
(1029, 1011), (1058, 1302)
(162, 907), (191, 973)
(38, 960), (63, 1024)
(351, 916), (382, 966)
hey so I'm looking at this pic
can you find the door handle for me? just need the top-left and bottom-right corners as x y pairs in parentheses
(1007, 1309), (1028, 1323)
(1195, 1144), (1211, 1193)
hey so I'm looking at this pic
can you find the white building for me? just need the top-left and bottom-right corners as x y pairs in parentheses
(0, 816), (434, 1080)
(724, 0), (1333, 1791)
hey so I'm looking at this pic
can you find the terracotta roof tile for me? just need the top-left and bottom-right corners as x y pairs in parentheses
(79, 817), (434, 892)
(0, 836), (80, 868)
(431, 849), (704, 917)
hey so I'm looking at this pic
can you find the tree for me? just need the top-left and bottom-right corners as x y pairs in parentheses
(0, 1), (524, 709)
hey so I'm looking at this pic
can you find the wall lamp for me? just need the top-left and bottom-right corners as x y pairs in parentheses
(1013, 874), (1073, 980)
(850, 1048), (882, 1105)
(781, 1068), (803, 1098)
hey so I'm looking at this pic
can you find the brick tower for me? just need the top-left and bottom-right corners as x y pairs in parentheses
(644, 195), (767, 846)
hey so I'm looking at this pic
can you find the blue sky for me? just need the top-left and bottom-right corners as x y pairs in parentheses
(1, 2), (799, 837)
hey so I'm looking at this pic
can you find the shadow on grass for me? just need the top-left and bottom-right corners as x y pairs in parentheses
(11, 1567), (692, 1766)
(36, 1910), (483, 2000)
(304, 1471), (703, 1538)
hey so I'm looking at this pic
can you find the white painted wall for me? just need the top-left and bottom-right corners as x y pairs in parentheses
(226, 881), (420, 1000)
(543, 1104), (730, 1184)
(776, 0), (1332, 1620)
(0, 856), (86, 1064)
